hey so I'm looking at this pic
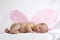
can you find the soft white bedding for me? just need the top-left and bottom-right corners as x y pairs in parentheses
(0, 33), (53, 40)
(0, 29), (60, 40)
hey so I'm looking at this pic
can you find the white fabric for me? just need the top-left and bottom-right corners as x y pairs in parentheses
(0, 29), (60, 40)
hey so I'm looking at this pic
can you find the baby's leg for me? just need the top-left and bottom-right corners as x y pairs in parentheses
(19, 27), (27, 33)
(19, 23), (28, 33)
(9, 23), (21, 34)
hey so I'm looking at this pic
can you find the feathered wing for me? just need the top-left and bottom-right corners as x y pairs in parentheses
(32, 9), (57, 30)
(10, 10), (28, 23)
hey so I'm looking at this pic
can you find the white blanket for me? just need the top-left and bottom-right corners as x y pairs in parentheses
(0, 29), (60, 40)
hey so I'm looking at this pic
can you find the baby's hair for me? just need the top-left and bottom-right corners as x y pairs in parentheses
(38, 23), (47, 25)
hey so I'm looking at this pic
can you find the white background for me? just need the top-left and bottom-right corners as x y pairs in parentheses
(0, 0), (60, 33)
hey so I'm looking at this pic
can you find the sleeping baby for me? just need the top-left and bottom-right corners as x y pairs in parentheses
(5, 22), (48, 34)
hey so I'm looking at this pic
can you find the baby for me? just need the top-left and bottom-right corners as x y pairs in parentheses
(5, 22), (48, 34)
(5, 22), (36, 34)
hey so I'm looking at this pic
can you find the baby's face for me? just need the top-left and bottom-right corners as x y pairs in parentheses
(36, 23), (48, 33)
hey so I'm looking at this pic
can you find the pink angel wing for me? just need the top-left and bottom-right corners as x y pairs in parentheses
(32, 9), (57, 31)
(10, 10), (28, 23)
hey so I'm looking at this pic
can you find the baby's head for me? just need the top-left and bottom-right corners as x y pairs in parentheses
(35, 23), (48, 33)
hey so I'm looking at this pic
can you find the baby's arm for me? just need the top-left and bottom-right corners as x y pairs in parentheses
(25, 23), (36, 33)
(25, 26), (33, 33)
